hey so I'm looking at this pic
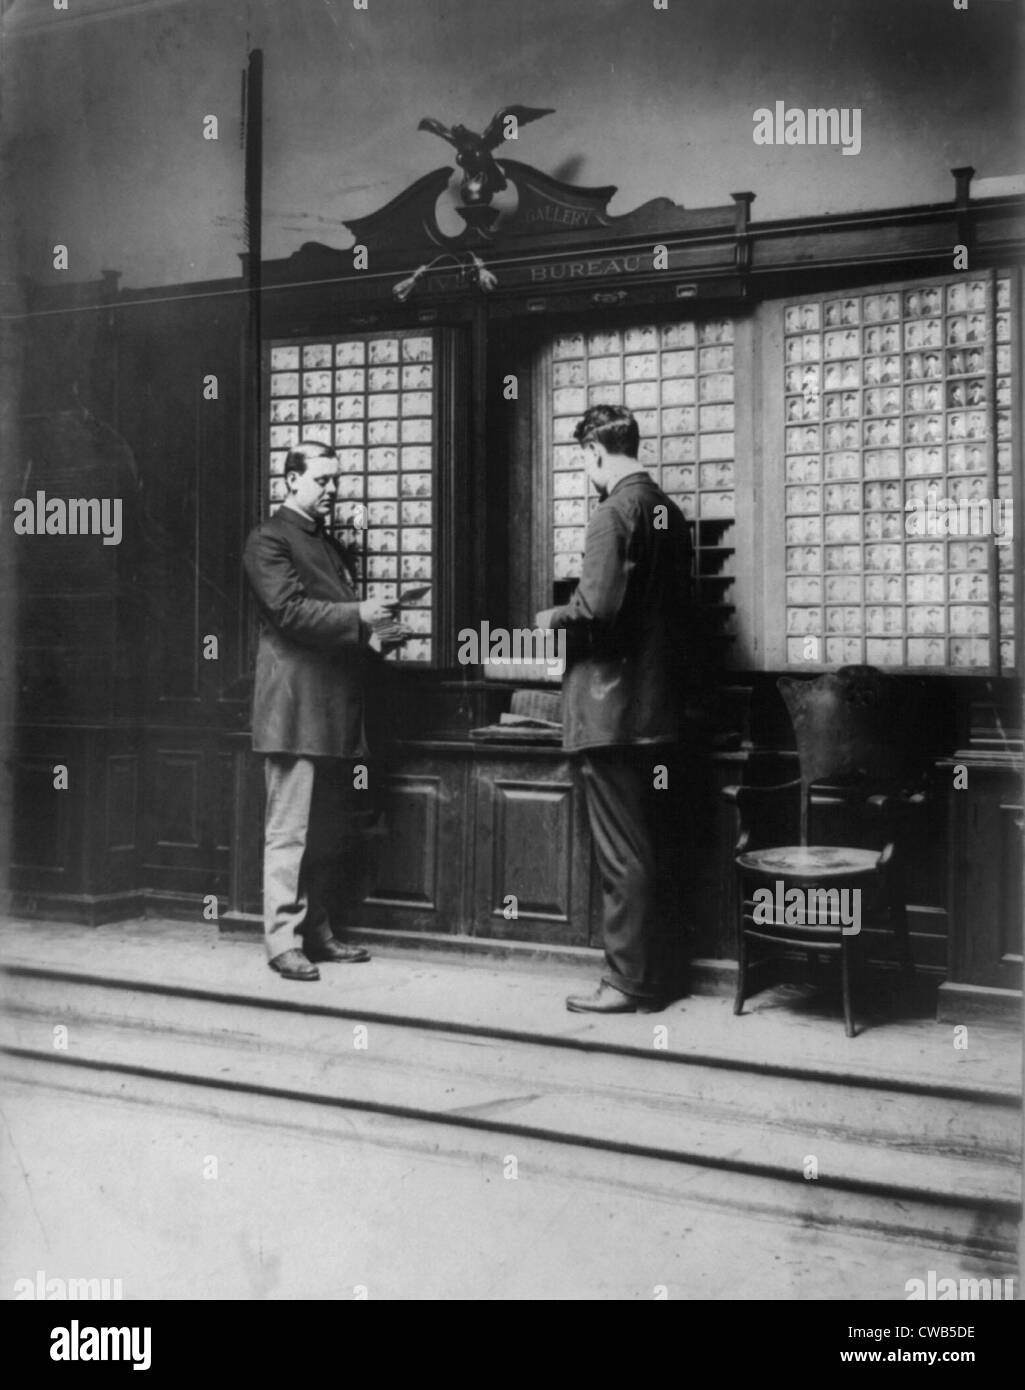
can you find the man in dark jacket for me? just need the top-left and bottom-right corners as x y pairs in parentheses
(537, 405), (694, 1012)
(243, 441), (401, 981)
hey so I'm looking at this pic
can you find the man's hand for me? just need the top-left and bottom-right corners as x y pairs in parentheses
(369, 623), (413, 654)
(359, 597), (399, 625)
(535, 607), (559, 629)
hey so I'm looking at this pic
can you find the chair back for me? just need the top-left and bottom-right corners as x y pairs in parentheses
(777, 666), (942, 844)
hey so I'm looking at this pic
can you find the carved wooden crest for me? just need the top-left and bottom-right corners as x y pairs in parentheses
(343, 161), (631, 255)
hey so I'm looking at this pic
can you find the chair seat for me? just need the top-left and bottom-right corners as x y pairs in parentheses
(737, 845), (879, 878)
(729, 669), (930, 1036)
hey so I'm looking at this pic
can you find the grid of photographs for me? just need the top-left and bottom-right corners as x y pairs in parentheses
(267, 333), (435, 663)
(782, 276), (1015, 671)
(550, 320), (737, 580)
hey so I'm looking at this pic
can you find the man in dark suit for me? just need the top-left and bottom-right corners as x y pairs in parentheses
(537, 405), (695, 1013)
(243, 441), (401, 981)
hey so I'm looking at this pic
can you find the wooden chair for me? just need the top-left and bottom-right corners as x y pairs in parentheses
(723, 666), (945, 1037)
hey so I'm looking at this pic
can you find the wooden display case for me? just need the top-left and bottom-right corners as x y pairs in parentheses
(761, 269), (1019, 676)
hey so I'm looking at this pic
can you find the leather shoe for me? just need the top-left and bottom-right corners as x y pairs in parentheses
(268, 949), (320, 981)
(307, 939), (371, 964)
(566, 981), (662, 1014)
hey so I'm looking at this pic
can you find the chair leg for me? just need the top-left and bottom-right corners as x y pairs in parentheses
(841, 937), (856, 1038)
(733, 916), (748, 1016)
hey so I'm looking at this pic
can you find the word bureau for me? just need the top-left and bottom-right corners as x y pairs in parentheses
(781, 276), (1015, 672)
(266, 332), (435, 662)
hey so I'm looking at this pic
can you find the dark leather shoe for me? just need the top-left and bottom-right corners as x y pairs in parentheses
(268, 949), (320, 981)
(307, 939), (371, 964)
(566, 981), (662, 1014)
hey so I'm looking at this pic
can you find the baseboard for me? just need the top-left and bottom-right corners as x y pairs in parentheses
(142, 890), (222, 924)
(936, 981), (1023, 1029)
(1, 890), (146, 926)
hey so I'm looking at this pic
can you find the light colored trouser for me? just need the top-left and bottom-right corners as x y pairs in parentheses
(263, 755), (343, 962)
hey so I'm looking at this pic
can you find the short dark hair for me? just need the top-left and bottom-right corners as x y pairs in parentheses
(573, 404), (639, 459)
(285, 440), (337, 475)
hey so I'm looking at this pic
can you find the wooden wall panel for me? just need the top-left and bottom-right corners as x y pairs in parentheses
(997, 800), (1024, 971)
(489, 779), (575, 919)
(948, 759), (1024, 989)
(10, 756), (66, 877)
(105, 755), (137, 853)
(365, 775), (440, 909)
(210, 753), (234, 854)
(473, 752), (592, 944)
(6, 730), (143, 921)
(140, 738), (230, 905)
(348, 750), (471, 934)
(113, 287), (250, 714)
(153, 752), (201, 849)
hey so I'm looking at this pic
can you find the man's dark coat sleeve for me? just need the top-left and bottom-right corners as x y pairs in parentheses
(243, 527), (363, 649)
(548, 507), (629, 634)
(243, 510), (370, 758)
(542, 474), (694, 752)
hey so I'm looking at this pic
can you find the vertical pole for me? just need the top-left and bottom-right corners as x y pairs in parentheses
(243, 50), (264, 299)
(231, 49), (263, 921)
(241, 47), (264, 529)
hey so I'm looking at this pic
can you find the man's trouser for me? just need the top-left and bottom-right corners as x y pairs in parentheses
(263, 755), (355, 962)
(578, 744), (685, 1000)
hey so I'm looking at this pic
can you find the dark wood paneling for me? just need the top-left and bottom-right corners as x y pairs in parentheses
(998, 801), (1024, 968)
(141, 736), (231, 900)
(365, 774), (441, 909)
(7, 727), (143, 918)
(11, 756), (66, 875)
(489, 778), (575, 919)
(752, 217), (961, 273)
(105, 755), (137, 852)
(228, 741), (265, 918)
(473, 751), (591, 944)
(113, 287), (249, 714)
(210, 753), (234, 854)
(15, 594), (121, 720)
(948, 758), (1024, 989)
(349, 749), (470, 934)
(153, 752), (200, 849)
(704, 752), (747, 960)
